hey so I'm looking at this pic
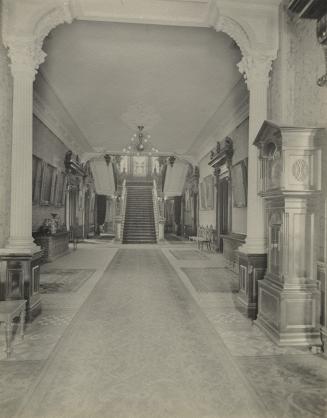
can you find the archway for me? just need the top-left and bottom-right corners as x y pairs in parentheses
(0, 0), (279, 256)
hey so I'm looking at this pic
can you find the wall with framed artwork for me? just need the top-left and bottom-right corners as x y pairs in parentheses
(32, 116), (69, 232)
(230, 119), (249, 235)
(198, 117), (249, 247)
(198, 152), (216, 227)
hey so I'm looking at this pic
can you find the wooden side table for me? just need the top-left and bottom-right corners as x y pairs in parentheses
(0, 300), (26, 358)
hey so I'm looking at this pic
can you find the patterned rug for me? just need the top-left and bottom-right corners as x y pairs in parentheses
(236, 355), (327, 418)
(182, 267), (239, 293)
(19, 249), (264, 418)
(164, 234), (191, 244)
(169, 249), (208, 260)
(40, 269), (96, 293)
(165, 233), (182, 241)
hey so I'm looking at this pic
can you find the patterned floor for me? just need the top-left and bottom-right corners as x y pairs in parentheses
(0, 242), (326, 418)
(40, 268), (96, 293)
(181, 267), (239, 293)
(15, 249), (266, 418)
(169, 249), (208, 260)
(164, 247), (327, 418)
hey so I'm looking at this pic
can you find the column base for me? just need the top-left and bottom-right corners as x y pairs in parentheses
(238, 252), (267, 319)
(4, 239), (40, 255)
(321, 326), (327, 354)
(256, 276), (321, 347)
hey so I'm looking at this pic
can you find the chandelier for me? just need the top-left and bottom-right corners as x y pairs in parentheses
(122, 125), (159, 156)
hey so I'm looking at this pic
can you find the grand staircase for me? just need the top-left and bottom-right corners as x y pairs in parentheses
(122, 180), (157, 244)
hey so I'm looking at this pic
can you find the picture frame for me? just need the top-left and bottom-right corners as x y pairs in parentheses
(231, 159), (248, 208)
(200, 181), (206, 209)
(40, 162), (56, 205)
(32, 155), (43, 204)
(200, 175), (214, 210)
(205, 175), (214, 210)
(54, 171), (66, 207)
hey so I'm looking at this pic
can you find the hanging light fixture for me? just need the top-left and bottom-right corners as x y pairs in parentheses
(122, 125), (159, 156)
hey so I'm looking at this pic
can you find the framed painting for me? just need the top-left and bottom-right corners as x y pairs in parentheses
(32, 155), (43, 204)
(204, 175), (214, 209)
(231, 159), (248, 208)
(54, 171), (66, 207)
(200, 181), (206, 209)
(40, 162), (56, 205)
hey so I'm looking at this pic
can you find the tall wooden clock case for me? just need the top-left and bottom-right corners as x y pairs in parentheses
(254, 121), (322, 346)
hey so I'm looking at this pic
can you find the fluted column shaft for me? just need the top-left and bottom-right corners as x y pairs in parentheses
(240, 55), (272, 254)
(6, 63), (39, 253)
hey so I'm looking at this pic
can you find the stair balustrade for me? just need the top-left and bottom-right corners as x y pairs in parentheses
(152, 179), (165, 241)
(152, 180), (159, 242)
(120, 179), (127, 242)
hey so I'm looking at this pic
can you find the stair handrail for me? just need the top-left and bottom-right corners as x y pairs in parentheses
(152, 179), (160, 242)
(120, 179), (127, 242)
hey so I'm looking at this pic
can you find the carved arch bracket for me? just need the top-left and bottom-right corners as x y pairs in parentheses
(3, 1), (74, 78)
(214, 15), (251, 63)
(213, 13), (277, 92)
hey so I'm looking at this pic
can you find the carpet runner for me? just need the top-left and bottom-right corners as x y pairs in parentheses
(18, 249), (266, 418)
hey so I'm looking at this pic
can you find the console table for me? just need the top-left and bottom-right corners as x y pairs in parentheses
(0, 300), (26, 358)
(34, 231), (69, 263)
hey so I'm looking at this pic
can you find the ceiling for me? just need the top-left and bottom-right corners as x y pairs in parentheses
(38, 20), (243, 157)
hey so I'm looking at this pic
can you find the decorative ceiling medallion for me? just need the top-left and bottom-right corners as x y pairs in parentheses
(121, 102), (161, 131)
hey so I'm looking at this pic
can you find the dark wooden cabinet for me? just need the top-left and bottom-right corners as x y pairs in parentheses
(34, 231), (69, 263)
(0, 251), (43, 321)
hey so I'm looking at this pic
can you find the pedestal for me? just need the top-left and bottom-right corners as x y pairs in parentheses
(115, 216), (122, 241)
(321, 327), (327, 354)
(0, 250), (43, 321)
(159, 219), (165, 241)
(255, 195), (322, 346)
(238, 252), (267, 319)
(222, 233), (246, 274)
(316, 262), (326, 351)
(256, 278), (321, 346)
(253, 122), (324, 347)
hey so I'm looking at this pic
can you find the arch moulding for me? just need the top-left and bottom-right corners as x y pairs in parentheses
(0, 0), (280, 256)
(2, 0), (279, 83)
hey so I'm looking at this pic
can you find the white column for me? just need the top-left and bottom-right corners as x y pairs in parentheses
(239, 54), (272, 254)
(5, 45), (40, 253)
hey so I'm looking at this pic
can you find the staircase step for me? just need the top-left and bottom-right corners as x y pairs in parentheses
(123, 183), (157, 244)
(123, 239), (157, 243)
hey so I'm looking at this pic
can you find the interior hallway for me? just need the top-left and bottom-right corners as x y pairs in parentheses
(0, 241), (326, 418)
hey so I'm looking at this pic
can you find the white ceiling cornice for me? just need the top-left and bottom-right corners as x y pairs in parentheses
(193, 78), (249, 162)
(33, 70), (92, 154)
(2, 0), (280, 163)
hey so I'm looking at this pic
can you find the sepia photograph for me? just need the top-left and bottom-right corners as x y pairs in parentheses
(0, 0), (326, 417)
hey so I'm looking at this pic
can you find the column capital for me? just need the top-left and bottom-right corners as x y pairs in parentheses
(238, 51), (275, 91)
(7, 37), (45, 80)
